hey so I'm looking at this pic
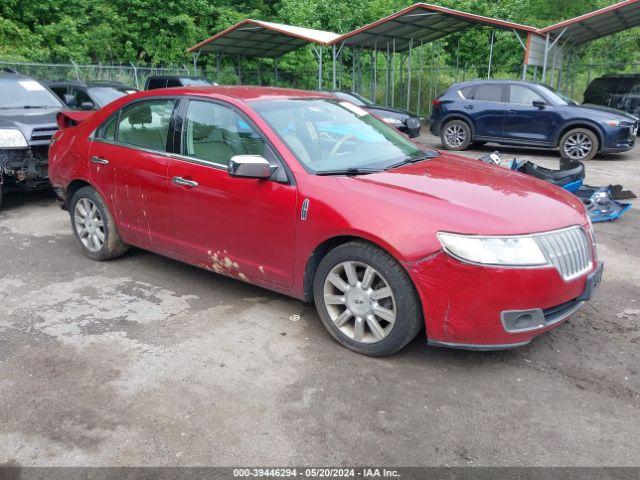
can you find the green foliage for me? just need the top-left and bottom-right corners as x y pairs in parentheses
(0, 0), (637, 80)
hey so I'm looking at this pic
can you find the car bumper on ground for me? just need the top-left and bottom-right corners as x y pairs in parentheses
(406, 251), (602, 350)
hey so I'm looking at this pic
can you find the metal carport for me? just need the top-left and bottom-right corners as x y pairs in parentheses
(329, 3), (536, 113)
(187, 19), (340, 86)
(524, 0), (640, 86)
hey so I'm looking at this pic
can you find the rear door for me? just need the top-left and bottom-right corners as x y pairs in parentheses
(467, 84), (506, 138)
(88, 97), (178, 252)
(167, 98), (297, 287)
(502, 84), (558, 144)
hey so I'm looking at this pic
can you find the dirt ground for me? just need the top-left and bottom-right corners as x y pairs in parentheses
(0, 132), (638, 467)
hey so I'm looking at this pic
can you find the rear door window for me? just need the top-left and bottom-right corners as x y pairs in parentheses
(116, 99), (176, 151)
(472, 85), (504, 102)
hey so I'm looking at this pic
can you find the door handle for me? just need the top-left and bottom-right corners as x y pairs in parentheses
(508, 110), (518, 116)
(90, 156), (109, 165)
(172, 176), (198, 188)
(463, 105), (474, 110)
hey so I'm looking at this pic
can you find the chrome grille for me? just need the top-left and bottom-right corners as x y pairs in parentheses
(535, 227), (592, 281)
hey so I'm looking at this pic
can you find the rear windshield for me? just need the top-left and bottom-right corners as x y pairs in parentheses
(0, 78), (62, 109)
(88, 87), (127, 106)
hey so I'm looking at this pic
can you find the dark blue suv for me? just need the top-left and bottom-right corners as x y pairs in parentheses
(430, 80), (638, 160)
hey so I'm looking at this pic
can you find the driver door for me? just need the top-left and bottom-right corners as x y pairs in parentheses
(167, 98), (297, 287)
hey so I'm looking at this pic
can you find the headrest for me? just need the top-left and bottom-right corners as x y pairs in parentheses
(129, 105), (152, 125)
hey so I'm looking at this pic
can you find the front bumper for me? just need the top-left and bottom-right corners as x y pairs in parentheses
(601, 124), (636, 153)
(407, 251), (602, 350)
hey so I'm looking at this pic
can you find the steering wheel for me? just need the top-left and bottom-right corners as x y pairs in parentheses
(329, 134), (357, 158)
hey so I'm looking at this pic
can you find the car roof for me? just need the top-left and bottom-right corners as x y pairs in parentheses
(449, 79), (553, 90)
(135, 85), (334, 102)
(47, 80), (133, 88)
(0, 72), (36, 81)
(146, 75), (208, 80)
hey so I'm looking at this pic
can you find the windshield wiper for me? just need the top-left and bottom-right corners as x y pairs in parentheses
(384, 153), (437, 171)
(316, 167), (382, 176)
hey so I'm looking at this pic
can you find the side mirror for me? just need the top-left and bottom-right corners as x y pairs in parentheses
(532, 100), (547, 109)
(228, 155), (277, 179)
(80, 101), (95, 110)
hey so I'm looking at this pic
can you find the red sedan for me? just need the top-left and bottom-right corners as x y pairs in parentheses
(49, 86), (602, 356)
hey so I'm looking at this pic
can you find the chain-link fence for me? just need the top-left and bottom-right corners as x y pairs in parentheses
(0, 60), (196, 90)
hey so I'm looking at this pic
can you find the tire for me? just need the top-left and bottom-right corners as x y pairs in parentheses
(559, 128), (599, 161)
(70, 186), (128, 261)
(440, 119), (472, 150)
(313, 241), (423, 356)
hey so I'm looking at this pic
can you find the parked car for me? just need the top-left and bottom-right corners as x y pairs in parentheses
(0, 72), (63, 206)
(330, 91), (421, 137)
(144, 75), (211, 90)
(49, 86), (601, 356)
(584, 74), (640, 118)
(47, 81), (137, 110)
(430, 80), (638, 161)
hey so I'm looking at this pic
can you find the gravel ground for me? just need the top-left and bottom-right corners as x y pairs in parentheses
(0, 133), (638, 467)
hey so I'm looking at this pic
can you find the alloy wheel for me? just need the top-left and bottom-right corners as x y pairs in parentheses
(563, 132), (593, 160)
(74, 198), (105, 252)
(322, 261), (397, 344)
(444, 124), (466, 147)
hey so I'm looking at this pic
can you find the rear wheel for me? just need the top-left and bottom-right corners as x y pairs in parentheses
(70, 186), (128, 261)
(441, 119), (472, 150)
(313, 241), (423, 356)
(559, 128), (599, 161)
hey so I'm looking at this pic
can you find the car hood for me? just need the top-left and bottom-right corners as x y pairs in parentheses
(567, 104), (638, 122)
(365, 105), (418, 119)
(337, 154), (587, 236)
(0, 107), (60, 145)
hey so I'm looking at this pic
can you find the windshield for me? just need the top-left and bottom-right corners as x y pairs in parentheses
(181, 78), (210, 86)
(88, 87), (127, 106)
(252, 98), (433, 173)
(539, 84), (579, 106)
(0, 78), (62, 109)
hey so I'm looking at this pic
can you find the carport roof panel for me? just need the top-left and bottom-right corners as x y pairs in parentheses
(188, 20), (341, 57)
(540, 0), (640, 45)
(334, 3), (537, 51)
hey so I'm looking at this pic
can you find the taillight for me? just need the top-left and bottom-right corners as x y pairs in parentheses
(432, 99), (443, 107)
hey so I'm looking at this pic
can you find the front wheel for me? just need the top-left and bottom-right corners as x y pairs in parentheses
(441, 119), (472, 150)
(313, 241), (423, 356)
(559, 128), (599, 161)
(70, 186), (129, 261)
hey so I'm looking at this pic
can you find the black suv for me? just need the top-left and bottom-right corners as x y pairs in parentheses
(584, 74), (640, 118)
(330, 91), (422, 137)
(144, 75), (211, 90)
(0, 72), (63, 206)
(48, 81), (137, 110)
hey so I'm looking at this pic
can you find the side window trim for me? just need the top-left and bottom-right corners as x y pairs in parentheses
(174, 96), (294, 184)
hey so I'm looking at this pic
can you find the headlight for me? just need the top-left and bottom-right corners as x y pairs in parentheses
(437, 232), (548, 266)
(0, 129), (28, 148)
(382, 117), (403, 126)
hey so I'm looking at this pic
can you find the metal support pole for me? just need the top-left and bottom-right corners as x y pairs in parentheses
(129, 62), (139, 89)
(70, 59), (80, 81)
(351, 48), (356, 91)
(372, 42), (378, 102)
(274, 57), (279, 86)
(385, 44), (390, 106)
(542, 33), (550, 84)
(332, 44), (337, 90)
(406, 38), (413, 111)
(216, 53), (221, 83)
(417, 41), (423, 118)
(391, 38), (396, 107)
(550, 44), (558, 87)
(312, 46), (324, 90)
(487, 31), (495, 79)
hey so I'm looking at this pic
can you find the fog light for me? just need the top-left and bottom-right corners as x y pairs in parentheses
(501, 309), (545, 333)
